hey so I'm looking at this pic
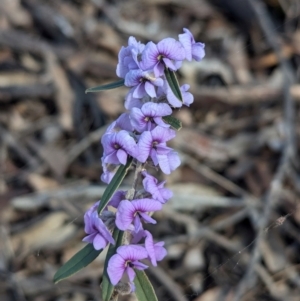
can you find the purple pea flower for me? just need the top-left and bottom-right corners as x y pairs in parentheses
(109, 190), (126, 208)
(105, 113), (134, 134)
(156, 150), (181, 175)
(115, 198), (162, 231)
(102, 130), (138, 165)
(125, 91), (143, 110)
(116, 37), (145, 78)
(164, 83), (194, 108)
(140, 38), (186, 77)
(101, 158), (118, 184)
(130, 229), (147, 244)
(130, 102), (172, 132)
(125, 69), (164, 98)
(83, 210), (115, 250)
(144, 230), (167, 266)
(178, 28), (205, 62)
(137, 126), (180, 174)
(142, 171), (173, 203)
(107, 245), (148, 286)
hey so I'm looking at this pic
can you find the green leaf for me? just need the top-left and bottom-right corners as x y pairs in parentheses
(53, 244), (102, 284)
(102, 228), (124, 301)
(162, 115), (182, 131)
(97, 157), (133, 214)
(85, 79), (125, 93)
(134, 270), (158, 301)
(164, 68), (182, 102)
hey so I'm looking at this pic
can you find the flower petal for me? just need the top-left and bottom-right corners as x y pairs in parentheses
(93, 234), (107, 250)
(132, 198), (162, 213)
(137, 131), (153, 162)
(126, 266), (136, 282)
(157, 151), (181, 174)
(117, 245), (148, 261)
(115, 200), (135, 230)
(107, 254), (126, 285)
(117, 149), (128, 165)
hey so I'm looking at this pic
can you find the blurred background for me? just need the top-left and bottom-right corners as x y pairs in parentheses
(0, 0), (300, 300)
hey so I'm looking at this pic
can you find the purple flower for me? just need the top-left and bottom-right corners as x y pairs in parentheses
(131, 229), (146, 244)
(137, 126), (180, 174)
(156, 150), (181, 175)
(125, 91), (143, 110)
(140, 38), (186, 77)
(102, 130), (138, 165)
(107, 245), (148, 286)
(130, 102), (172, 132)
(144, 230), (167, 266)
(115, 198), (162, 231)
(142, 171), (173, 203)
(101, 158), (118, 184)
(105, 113), (134, 134)
(109, 190), (126, 208)
(165, 83), (194, 108)
(116, 37), (145, 78)
(125, 69), (164, 98)
(178, 28), (205, 61)
(83, 211), (115, 250)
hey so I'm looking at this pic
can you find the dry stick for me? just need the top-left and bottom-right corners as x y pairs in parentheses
(0, 84), (55, 103)
(182, 154), (253, 198)
(233, 0), (296, 300)
(163, 208), (244, 253)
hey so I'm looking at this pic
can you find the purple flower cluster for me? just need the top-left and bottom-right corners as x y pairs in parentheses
(83, 29), (205, 291)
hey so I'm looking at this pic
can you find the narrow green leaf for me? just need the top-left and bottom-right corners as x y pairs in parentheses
(53, 244), (101, 284)
(102, 228), (124, 301)
(97, 157), (133, 214)
(164, 68), (182, 102)
(134, 270), (158, 301)
(162, 115), (182, 131)
(85, 79), (125, 93)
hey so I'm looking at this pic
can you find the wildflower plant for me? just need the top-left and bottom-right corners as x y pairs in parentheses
(53, 28), (205, 301)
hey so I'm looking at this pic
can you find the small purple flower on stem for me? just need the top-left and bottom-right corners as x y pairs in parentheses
(105, 113), (134, 134)
(144, 230), (167, 266)
(116, 37), (145, 78)
(140, 38), (186, 77)
(142, 171), (173, 203)
(109, 190), (126, 208)
(125, 69), (164, 98)
(115, 198), (162, 231)
(107, 245), (148, 286)
(130, 102), (172, 132)
(83, 211), (115, 250)
(178, 28), (205, 61)
(137, 126), (180, 174)
(164, 82), (194, 108)
(124, 91), (143, 110)
(101, 159), (118, 184)
(130, 229), (146, 244)
(102, 130), (138, 165)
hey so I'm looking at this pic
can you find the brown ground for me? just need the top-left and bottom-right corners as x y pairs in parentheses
(1, 0), (300, 301)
